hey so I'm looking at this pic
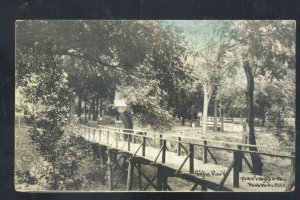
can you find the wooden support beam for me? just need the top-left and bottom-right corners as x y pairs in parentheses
(179, 143), (188, 154)
(177, 137), (181, 156)
(143, 174), (157, 191)
(120, 137), (129, 151)
(162, 176), (168, 191)
(156, 166), (163, 191)
(233, 150), (241, 188)
(137, 162), (142, 190)
(113, 169), (127, 189)
(175, 152), (191, 174)
(189, 144), (194, 173)
(190, 183), (198, 191)
(166, 183), (172, 191)
(207, 148), (218, 164)
(203, 140), (208, 163)
(241, 154), (254, 172)
(201, 185), (208, 191)
(127, 158), (134, 191)
(153, 145), (164, 164)
(219, 160), (235, 187)
(133, 163), (157, 190)
(108, 149), (113, 191)
(99, 146), (103, 165)
(132, 142), (144, 157)
(155, 166), (168, 191)
(146, 137), (153, 147)
(112, 154), (124, 171)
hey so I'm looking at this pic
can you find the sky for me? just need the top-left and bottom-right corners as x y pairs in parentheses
(161, 20), (235, 50)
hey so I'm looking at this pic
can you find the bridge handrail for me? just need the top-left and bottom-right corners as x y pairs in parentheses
(159, 137), (295, 159)
(75, 124), (295, 154)
(70, 124), (295, 190)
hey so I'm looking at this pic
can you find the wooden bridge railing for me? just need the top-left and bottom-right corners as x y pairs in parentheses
(70, 124), (295, 189)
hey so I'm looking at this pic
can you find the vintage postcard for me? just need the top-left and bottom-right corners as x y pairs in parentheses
(15, 20), (295, 192)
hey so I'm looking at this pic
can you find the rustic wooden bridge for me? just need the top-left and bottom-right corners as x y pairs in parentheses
(70, 124), (295, 192)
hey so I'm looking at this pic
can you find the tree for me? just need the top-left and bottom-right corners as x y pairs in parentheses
(227, 20), (296, 175)
(17, 42), (74, 188)
(115, 21), (188, 130)
(186, 45), (226, 134)
(119, 80), (175, 131)
(216, 68), (248, 130)
(170, 21), (234, 134)
(263, 70), (295, 147)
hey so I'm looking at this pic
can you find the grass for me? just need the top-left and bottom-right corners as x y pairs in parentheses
(15, 125), (45, 191)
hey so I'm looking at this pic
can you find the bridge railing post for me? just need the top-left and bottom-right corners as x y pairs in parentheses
(132, 132), (135, 144)
(233, 150), (242, 188)
(88, 127), (91, 140)
(159, 134), (162, 147)
(237, 145), (242, 172)
(291, 151), (295, 173)
(142, 134), (146, 157)
(99, 130), (102, 143)
(177, 137), (181, 156)
(122, 130), (126, 141)
(189, 144), (194, 173)
(162, 140), (166, 163)
(203, 140), (208, 163)
(128, 133), (131, 151)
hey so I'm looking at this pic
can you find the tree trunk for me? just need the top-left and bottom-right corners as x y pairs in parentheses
(214, 97), (218, 132)
(243, 61), (263, 175)
(219, 105), (224, 132)
(120, 111), (133, 129)
(51, 161), (59, 190)
(202, 86), (212, 134)
(99, 98), (103, 117)
(89, 99), (93, 121)
(93, 97), (99, 121)
(261, 112), (266, 127)
(68, 97), (75, 124)
(181, 117), (185, 126)
(77, 96), (82, 122)
(84, 98), (87, 123)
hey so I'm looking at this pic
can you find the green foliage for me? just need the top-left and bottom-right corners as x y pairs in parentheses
(263, 71), (295, 147)
(120, 80), (175, 131)
(265, 106), (295, 147)
(15, 170), (38, 186)
(16, 20), (190, 130)
(25, 131), (107, 190)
